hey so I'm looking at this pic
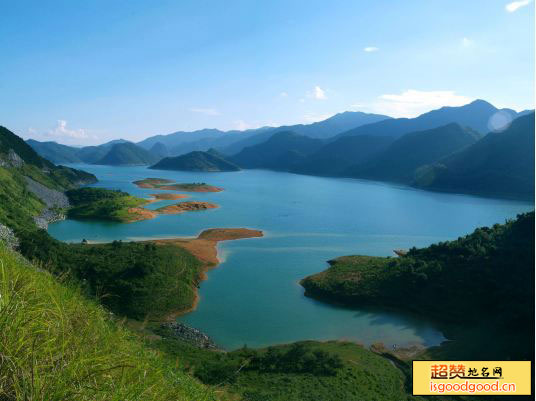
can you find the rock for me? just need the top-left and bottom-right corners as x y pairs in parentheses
(7, 149), (24, 167)
(162, 322), (219, 350)
(24, 177), (69, 209)
(0, 224), (19, 249)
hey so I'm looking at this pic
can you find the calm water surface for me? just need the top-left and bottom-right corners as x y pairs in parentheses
(49, 165), (533, 349)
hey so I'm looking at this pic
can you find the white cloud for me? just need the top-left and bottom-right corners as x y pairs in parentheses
(363, 46), (379, 52)
(189, 107), (221, 116)
(299, 98), (305, 103)
(313, 86), (327, 100)
(280, 91), (288, 97)
(234, 120), (251, 130)
(505, 0), (531, 12)
(461, 37), (474, 48)
(374, 89), (473, 118)
(47, 120), (88, 139)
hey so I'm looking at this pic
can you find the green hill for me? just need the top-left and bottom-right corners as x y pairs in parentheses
(301, 212), (534, 360)
(231, 131), (324, 170)
(95, 142), (158, 166)
(346, 123), (481, 183)
(151, 150), (240, 172)
(292, 135), (393, 176)
(416, 112), (535, 199)
(26, 139), (83, 163)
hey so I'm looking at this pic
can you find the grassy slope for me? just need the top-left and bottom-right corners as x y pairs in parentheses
(0, 244), (214, 401)
(152, 332), (411, 401)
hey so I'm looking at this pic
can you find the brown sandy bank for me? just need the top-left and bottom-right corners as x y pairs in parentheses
(151, 228), (263, 267)
(157, 201), (218, 215)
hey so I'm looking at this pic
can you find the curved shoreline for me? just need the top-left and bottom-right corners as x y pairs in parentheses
(145, 228), (263, 320)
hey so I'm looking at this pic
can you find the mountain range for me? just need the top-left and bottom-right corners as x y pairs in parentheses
(25, 100), (534, 199)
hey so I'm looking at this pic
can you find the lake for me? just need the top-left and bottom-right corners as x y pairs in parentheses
(49, 165), (533, 350)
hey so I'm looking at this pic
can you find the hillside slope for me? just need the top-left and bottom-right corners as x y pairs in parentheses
(346, 123), (481, 183)
(416, 112), (535, 199)
(0, 243), (213, 400)
(292, 135), (393, 176)
(26, 139), (82, 163)
(232, 131), (324, 170)
(151, 150), (240, 172)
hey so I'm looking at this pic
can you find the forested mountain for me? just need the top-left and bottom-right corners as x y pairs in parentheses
(345, 123), (481, 183)
(231, 131), (324, 170)
(94, 142), (159, 166)
(415, 112), (535, 199)
(150, 150), (240, 171)
(292, 135), (393, 176)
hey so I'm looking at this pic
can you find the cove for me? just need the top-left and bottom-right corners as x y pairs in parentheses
(49, 164), (533, 350)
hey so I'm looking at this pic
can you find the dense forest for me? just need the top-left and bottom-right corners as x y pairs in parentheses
(16, 228), (203, 319)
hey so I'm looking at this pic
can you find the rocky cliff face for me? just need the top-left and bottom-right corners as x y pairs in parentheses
(24, 177), (70, 229)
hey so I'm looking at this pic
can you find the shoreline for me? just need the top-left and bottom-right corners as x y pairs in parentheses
(144, 227), (264, 320)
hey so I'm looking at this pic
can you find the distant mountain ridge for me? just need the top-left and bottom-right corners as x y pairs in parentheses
(136, 111), (391, 157)
(27, 139), (161, 166)
(335, 99), (526, 140)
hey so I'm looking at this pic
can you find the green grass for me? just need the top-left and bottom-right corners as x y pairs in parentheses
(0, 167), (44, 231)
(152, 331), (411, 401)
(66, 187), (149, 222)
(0, 243), (215, 401)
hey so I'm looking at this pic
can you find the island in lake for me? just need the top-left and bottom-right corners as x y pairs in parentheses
(133, 178), (223, 192)
(66, 187), (219, 223)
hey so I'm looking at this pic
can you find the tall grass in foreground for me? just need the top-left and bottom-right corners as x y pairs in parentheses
(0, 244), (215, 401)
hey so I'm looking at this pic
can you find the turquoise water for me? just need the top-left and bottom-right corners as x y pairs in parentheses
(49, 165), (533, 350)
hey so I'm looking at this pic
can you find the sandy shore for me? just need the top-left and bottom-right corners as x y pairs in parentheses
(133, 178), (223, 192)
(151, 228), (263, 266)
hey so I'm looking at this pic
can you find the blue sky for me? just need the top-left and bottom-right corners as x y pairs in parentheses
(1, 0), (534, 145)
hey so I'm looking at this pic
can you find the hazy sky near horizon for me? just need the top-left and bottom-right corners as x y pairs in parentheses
(1, 0), (534, 145)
